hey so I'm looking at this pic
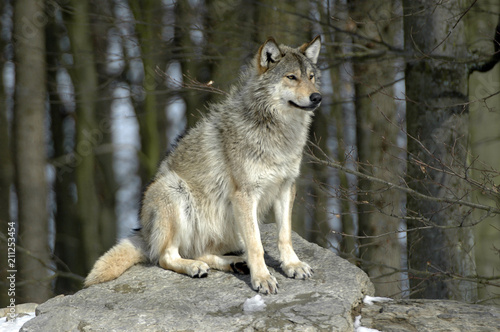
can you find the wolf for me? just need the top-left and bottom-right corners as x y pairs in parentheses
(85, 36), (322, 294)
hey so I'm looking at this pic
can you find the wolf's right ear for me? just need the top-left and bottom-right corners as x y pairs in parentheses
(299, 36), (321, 64)
(257, 37), (282, 74)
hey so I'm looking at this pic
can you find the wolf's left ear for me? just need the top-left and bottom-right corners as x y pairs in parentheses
(258, 37), (282, 74)
(300, 35), (321, 64)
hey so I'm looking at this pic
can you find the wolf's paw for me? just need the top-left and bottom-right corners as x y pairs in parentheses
(282, 261), (313, 279)
(252, 273), (279, 295)
(230, 261), (250, 274)
(187, 261), (210, 278)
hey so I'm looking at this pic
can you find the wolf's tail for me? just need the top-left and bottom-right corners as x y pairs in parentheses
(84, 233), (147, 287)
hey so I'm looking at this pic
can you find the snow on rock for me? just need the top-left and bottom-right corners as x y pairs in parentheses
(243, 294), (266, 313)
(363, 295), (393, 305)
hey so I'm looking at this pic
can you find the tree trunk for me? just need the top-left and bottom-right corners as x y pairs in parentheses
(404, 0), (477, 301)
(90, 0), (118, 253)
(173, 0), (211, 129)
(46, 11), (85, 294)
(0, 0), (13, 306)
(13, 0), (52, 303)
(129, 0), (163, 182)
(66, 0), (102, 271)
(466, 3), (500, 305)
(351, 0), (404, 298)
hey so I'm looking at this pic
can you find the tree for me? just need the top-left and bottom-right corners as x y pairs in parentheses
(351, 0), (405, 298)
(13, 0), (52, 303)
(66, 0), (103, 271)
(129, 0), (164, 181)
(0, 0), (13, 307)
(404, 0), (477, 301)
(46, 6), (84, 294)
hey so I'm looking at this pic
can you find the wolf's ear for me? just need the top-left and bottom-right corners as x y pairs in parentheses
(300, 35), (321, 64)
(258, 37), (282, 74)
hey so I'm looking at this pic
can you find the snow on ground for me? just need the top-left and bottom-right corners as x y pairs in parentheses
(354, 295), (394, 332)
(0, 313), (35, 332)
(363, 295), (393, 305)
(243, 294), (266, 313)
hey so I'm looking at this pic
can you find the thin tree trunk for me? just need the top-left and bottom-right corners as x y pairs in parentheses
(404, 0), (477, 301)
(129, 0), (162, 182)
(66, 0), (102, 271)
(90, 0), (118, 253)
(0, 0), (13, 306)
(351, 0), (404, 298)
(46, 12), (85, 294)
(173, 0), (212, 130)
(13, 0), (52, 303)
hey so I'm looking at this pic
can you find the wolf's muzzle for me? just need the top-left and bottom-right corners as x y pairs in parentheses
(310, 93), (322, 105)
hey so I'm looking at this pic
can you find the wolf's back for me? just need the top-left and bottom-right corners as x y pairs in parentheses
(84, 234), (147, 287)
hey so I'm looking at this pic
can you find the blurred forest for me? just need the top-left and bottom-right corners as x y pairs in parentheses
(1, 0), (500, 306)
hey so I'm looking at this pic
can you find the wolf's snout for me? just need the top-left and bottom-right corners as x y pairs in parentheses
(310, 93), (322, 105)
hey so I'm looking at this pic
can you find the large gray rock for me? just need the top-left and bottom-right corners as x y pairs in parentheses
(21, 223), (374, 332)
(360, 299), (500, 332)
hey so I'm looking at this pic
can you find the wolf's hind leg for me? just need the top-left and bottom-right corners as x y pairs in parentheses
(196, 254), (249, 274)
(159, 248), (210, 278)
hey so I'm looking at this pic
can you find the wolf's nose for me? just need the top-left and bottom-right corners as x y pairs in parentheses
(310, 93), (322, 104)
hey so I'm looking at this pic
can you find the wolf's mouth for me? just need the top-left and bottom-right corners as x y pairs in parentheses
(288, 100), (319, 111)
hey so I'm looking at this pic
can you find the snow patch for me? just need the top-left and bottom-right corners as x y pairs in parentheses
(363, 296), (393, 305)
(243, 295), (266, 313)
(0, 312), (35, 332)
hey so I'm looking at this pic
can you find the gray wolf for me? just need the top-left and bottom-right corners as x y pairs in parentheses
(85, 36), (322, 294)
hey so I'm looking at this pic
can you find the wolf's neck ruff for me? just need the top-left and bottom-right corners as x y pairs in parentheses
(85, 36), (322, 295)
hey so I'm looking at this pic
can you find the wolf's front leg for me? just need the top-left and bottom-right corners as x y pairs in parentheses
(274, 182), (313, 279)
(232, 191), (278, 294)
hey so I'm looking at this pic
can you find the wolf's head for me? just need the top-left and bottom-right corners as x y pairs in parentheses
(255, 36), (322, 112)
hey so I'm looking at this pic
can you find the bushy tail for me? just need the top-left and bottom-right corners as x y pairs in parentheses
(84, 234), (147, 287)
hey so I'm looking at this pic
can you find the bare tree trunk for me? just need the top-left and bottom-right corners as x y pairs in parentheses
(66, 0), (102, 271)
(466, 4), (500, 305)
(129, 0), (163, 181)
(404, 0), (477, 301)
(0, 0), (13, 306)
(46, 12), (85, 294)
(90, 0), (118, 253)
(13, 0), (52, 303)
(173, 0), (211, 129)
(351, 0), (404, 298)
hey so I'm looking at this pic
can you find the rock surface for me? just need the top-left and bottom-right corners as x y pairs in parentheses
(360, 299), (500, 332)
(21, 223), (374, 332)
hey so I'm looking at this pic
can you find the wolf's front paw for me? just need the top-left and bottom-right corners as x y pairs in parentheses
(252, 273), (279, 295)
(282, 261), (313, 279)
(187, 261), (210, 278)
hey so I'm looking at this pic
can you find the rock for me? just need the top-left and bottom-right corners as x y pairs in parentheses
(359, 299), (500, 332)
(21, 223), (374, 332)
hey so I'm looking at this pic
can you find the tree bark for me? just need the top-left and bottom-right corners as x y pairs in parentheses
(351, 0), (405, 298)
(90, 0), (118, 254)
(0, 0), (13, 307)
(129, 0), (163, 182)
(46, 10), (85, 294)
(13, 0), (52, 303)
(404, 0), (477, 301)
(66, 0), (102, 271)
(466, 3), (500, 305)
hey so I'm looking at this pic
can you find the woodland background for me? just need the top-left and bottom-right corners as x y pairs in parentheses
(1, 0), (500, 306)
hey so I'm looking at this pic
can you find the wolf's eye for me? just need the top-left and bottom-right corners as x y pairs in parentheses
(309, 74), (315, 80)
(286, 75), (297, 80)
